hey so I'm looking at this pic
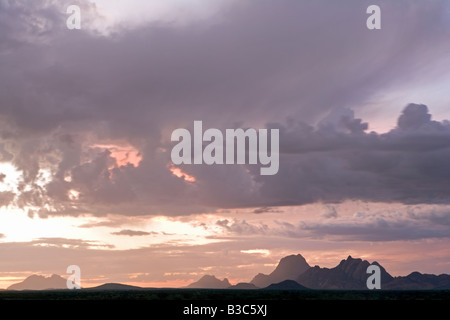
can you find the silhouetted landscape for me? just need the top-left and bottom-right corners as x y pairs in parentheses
(2, 253), (449, 300)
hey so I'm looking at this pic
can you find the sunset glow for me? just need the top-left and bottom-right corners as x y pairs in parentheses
(168, 164), (196, 182)
(1, 0), (450, 293)
(92, 144), (142, 168)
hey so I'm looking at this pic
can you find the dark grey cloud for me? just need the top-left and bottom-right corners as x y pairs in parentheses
(77, 216), (146, 228)
(1, 1), (450, 216)
(321, 206), (338, 219)
(252, 207), (283, 214)
(110, 229), (154, 236)
(253, 104), (450, 207)
(407, 207), (450, 226)
(299, 209), (450, 242)
(213, 207), (450, 242)
(398, 104), (433, 131)
(215, 219), (269, 235)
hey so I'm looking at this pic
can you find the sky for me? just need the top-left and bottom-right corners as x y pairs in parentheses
(0, 0), (450, 288)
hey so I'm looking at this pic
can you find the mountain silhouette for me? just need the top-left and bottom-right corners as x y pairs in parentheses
(186, 275), (231, 289)
(228, 282), (258, 289)
(296, 256), (393, 289)
(250, 254), (450, 290)
(384, 271), (450, 290)
(7, 274), (67, 290)
(263, 280), (309, 290)
(87, 283), (144, 290)
(250, 254), (310, 288)
(7, 253), (450, 291)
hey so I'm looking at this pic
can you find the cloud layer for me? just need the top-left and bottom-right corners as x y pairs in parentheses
(6, 102), (450, 217)
(1, 0), (450, 217)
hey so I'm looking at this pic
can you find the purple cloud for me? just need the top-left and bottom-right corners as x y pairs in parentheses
(0, 1), (450, 217)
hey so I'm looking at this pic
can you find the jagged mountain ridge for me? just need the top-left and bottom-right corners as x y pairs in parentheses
(6, 253), (450, 290)
(296, 256), (394, 289)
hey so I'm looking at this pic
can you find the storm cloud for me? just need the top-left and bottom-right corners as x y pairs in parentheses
(1, 0), (450, 217)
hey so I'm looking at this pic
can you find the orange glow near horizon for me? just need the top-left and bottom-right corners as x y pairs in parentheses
(2, 202), (450, 289)
(0, 276), (27, 290)
(127, 279), (193, 288)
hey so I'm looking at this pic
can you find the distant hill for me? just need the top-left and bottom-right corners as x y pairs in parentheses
(186, 275), (231, 289)
(7, 274), (67, 290)
(264, 280), (309, 290)
(384, 272), (450, 290)
(228, 282), (258, 290)
(250, 254), (310, 288)
(296, 256), (393, 290)
(87, 283), (144, 291)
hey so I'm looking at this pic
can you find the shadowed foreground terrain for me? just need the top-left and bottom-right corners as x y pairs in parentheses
(0, 289), (449, 300)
